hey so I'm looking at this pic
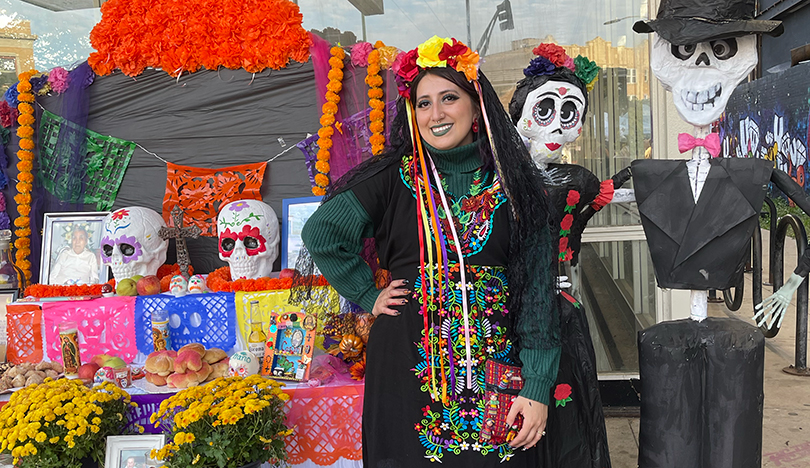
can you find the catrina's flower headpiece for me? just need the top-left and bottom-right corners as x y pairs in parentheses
(524, 43), (601, 92)
(392, 36), (480, 99)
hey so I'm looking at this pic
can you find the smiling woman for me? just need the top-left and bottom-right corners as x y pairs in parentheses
(413, 72), (479, 150)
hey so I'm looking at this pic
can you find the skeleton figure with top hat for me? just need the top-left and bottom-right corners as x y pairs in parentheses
(632, 0), (810, 467)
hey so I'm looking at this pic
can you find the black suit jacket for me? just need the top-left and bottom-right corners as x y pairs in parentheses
(632, 158), (772, 290)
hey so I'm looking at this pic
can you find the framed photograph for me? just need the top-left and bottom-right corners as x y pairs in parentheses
(281, 196), (322, 270)
(105, 434), (165, 468)
(39, 212), (109, 286)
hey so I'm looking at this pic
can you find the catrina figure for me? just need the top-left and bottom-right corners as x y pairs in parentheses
(508, 44), (630, 468)
(631, 0), (810, 467)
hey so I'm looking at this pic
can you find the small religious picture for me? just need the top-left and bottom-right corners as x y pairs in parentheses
(261, 311), (316, 381)
(40, 212), (110, 285)
(281, 196), (321, 271)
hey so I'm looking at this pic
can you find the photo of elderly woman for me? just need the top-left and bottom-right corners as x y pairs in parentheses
(41, 213), (109, 286)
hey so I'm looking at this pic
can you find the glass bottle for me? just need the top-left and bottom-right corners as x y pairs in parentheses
(0, 230), (23, 292)
(247, 300), (267, 362)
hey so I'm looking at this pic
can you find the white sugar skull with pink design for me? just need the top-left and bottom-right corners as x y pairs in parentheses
(517, 80), (586, 168)
(217, 200), (280, 280)
(101, 207), (168, 280)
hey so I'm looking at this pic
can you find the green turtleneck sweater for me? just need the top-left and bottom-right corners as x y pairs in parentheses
(301, 141), (560, 405)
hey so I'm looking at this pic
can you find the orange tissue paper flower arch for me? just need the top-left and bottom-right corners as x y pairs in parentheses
(87, 0), (311, 78)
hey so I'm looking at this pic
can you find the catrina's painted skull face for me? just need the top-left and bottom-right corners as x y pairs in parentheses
(650, 33), (757, 127)
(101, 207), (168, 280)
(217, 200), (280, 280)
(516, 80), (585, 167)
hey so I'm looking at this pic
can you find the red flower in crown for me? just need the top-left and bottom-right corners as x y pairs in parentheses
(533, 43), (568, 68)
(560, 214), (574, 231)
(397, 49), (420, 82)
(439, 39), (468, 68)
(566, 190), (580, 207)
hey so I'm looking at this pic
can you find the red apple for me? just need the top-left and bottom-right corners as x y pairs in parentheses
(78, 362), (100, 380)
(279, 268), (298, 279)
(137, 275), (162, 296)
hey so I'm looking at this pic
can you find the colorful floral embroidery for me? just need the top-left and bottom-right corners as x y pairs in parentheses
(399, 153), (507, 256)
(411, 263), (515, 462)
(554, 383), (573, 407)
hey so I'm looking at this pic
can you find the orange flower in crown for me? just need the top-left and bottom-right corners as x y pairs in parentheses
(392, 36), (479, 98)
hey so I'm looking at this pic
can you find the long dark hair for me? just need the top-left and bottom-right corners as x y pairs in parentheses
(508, 67), (590, 125)
(295, 68), (560, 351)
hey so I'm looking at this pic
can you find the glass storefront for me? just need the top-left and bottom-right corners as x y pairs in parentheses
(4, 0), (658, 377)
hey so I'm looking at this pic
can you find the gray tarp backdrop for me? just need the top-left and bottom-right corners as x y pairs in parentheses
(10, 63), (321, 281)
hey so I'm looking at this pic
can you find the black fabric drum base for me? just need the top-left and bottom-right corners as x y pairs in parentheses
(638, 317), (764, 468)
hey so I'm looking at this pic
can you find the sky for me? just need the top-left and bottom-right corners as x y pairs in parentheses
(1, 0), (648, 71)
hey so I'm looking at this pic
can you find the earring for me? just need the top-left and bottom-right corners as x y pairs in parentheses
(472, 120), (479, 133)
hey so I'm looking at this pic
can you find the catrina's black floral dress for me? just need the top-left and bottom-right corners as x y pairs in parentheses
(351, 152), (542, 468)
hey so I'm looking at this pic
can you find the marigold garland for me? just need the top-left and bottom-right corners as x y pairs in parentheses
(313, 47), (345, 196)
(205, 266), (330, 293)
(14, 70), (36, 283)
(24, 283), (109, 298)
(366, 48), (386, 155)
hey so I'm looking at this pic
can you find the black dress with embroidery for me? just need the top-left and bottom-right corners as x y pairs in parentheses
(539, 163), (621, 468)
(352, 153), (540, 468)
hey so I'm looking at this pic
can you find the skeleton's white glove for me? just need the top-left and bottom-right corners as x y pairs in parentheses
(556, 276), (571, 293)
(754, 273), (805, 329)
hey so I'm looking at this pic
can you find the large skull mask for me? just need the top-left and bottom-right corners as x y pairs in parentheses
(101, 207), (168, 280)
(516, 80), (586, 166)
(651, 33), (757, 127)
(217, 200), (280, 279)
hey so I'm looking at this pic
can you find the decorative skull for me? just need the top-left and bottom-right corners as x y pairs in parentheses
(650, 33), (757, 127)
(101, 207), (168, 281)
(516, 80), (586, 167)
(228, 350), (260, 377)
(217, 200), (280, 280)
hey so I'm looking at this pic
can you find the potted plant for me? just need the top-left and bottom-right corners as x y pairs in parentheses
(149, 375), (291, 468)
(0, 378), (137, 467)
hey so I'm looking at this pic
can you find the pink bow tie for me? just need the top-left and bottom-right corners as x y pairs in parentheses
(678, 132), (721, 157)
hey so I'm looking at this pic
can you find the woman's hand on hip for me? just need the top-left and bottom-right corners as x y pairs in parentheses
(506, 396), (548, 450)
(372, 279), (409, 317)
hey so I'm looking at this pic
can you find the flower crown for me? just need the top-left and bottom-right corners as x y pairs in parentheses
(524, 43), (601, 92)
(392, 36), (480, 99)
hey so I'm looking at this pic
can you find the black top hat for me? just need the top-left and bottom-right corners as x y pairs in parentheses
(633, 0), (783, 45)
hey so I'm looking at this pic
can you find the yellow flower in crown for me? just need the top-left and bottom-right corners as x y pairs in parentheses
(416, 36), (452, 68)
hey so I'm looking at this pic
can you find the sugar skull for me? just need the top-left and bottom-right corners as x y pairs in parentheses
(650, 33), (757, 127)
(228, 350), (260, 377)
(101, 207), (168, 281)
(516, 80), (586, 167)
(217, 200), (280, 279)
(188, 274), (207, 294)
(169, 275), (188, 297)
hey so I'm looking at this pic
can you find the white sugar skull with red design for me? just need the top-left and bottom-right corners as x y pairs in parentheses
(517, 80), (586, 167)
(101, 207), (169, 281)
(217, 200), (279, 279)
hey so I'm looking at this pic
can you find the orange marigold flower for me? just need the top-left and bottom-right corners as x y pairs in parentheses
(368, 88), (384, 99)
(369, 121), (384, 134)
(327, 68), (343, 81)
(16, 81), (32, 93)
(315, 160), (330, 174)
(314, 173), (330, 188)
(325, 91), (340, 103)
(322, 102), (338, 115)
(14, 238), (30, 249)
(326, 80), (342, 93)
(18, 138), (34, 150)
(17, 172), (33, 183)
(316, 149), (330, 162)
(312, 186), (326, 196)
(331, 47), (346, 60)
(14, 194), (31, 205)
(16, 205), (31, 216)
(17, 115), (35, 127)
(369, 99), (385, 110)
(17, 93), (34, 103)
(369, 109), (385, 122)
(319, 114), (335, 127)
(328, 57), (344, 69)
(16, 161), (33, 173)
(372, 144), (385, 155)
(17, 103), (34, 115)
(17, 150), (34, 161)
(16, 181), (32, 193)
(14, 217), (30, 228)
(317, 137), (333, 150)
(369, 134), (386, 146)
(16, 127), (34, 139)
(367, 64), (381, 75)
(318, 127), (334, 139)
(365, 75), (383, 88)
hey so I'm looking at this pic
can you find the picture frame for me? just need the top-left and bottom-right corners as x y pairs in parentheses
(280, 196), (322, 270)
(39, 211), (110, 286)
(105, 434), (166, 468)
